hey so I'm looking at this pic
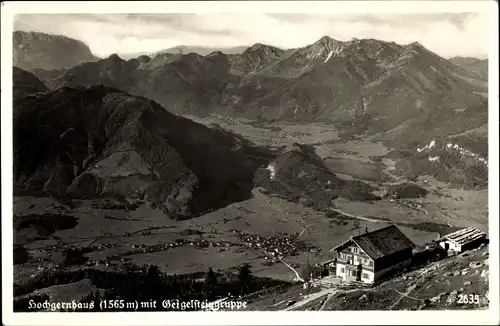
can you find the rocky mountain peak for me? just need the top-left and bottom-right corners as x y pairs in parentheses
(177, 52), (204, 65)
(243, 43), (284, 57)
(405, 41), (427, 53)
(107, 53), (124, 62)
(346, 38), (404, 62)
(137, 55), (151, 63)
(408, 41), (424, 48)
(245, 43), (266, 51)
(208, 50), (225, 57)
(316, 35), (336, 44)
(240, 43), (284, 69)
(305, 35), (345, 60)
(314, 35), (342, 47)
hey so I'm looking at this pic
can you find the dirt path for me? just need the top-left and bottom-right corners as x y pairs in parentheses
(279, 259), (304, 282)
(319, 292), (336, 310)
(285, 286), (365, 311)
(328, 208), (386, 224)
(388, 274), (425, 310)
(284, 288), (336, 311)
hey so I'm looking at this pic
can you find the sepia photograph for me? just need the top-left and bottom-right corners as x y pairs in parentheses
(1, 1), (498, 325)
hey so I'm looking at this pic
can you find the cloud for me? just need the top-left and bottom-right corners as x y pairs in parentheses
(13, 13), (489, 58)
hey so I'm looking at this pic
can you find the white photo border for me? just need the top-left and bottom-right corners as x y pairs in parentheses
(2, 1), (498, 325)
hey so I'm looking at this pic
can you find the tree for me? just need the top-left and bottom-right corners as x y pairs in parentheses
(171, 274), (181, 299)
(205, 267), (218, 300)
(144, 265), (163, 302)
(238, 264), (252, 295)
(13, 245), (30, 265)
(300, 265), (313, 283)
(94, 289), (101, 306)
(301, 265), (322, 282)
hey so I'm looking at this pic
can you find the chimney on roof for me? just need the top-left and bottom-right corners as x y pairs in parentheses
(365, 227), (369, 234)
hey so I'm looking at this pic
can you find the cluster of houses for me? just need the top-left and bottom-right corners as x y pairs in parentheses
(319, 224), (487, 285)
(237, 232), (318, 259)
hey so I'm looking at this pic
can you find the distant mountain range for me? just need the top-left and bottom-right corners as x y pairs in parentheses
(120, 45), (250, 60)
(12, 31), (489, 189)
(23, 34), (486, 148)
(449, 56), (488, 81)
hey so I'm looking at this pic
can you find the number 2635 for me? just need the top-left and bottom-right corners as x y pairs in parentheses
(457, 294), (480, 304)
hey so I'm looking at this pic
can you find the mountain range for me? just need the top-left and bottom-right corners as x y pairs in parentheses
(12, 31), (489, 195)
(119, 45), (250, 60)
(13, 30), (251, 69)
(23, 33), (488, 149)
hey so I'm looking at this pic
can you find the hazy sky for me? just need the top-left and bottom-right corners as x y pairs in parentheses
(14, 13), (489, 58)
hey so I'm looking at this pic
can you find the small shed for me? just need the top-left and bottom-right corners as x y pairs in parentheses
(437, 227), (486, 254)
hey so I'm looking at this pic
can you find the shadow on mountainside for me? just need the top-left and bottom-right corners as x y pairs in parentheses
(13, 82), (276, 220)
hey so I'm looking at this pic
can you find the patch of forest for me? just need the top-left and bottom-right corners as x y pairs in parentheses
(14, 264), (292, 312)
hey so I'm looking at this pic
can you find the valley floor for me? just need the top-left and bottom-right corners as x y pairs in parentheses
(12, 117), (489, 310)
